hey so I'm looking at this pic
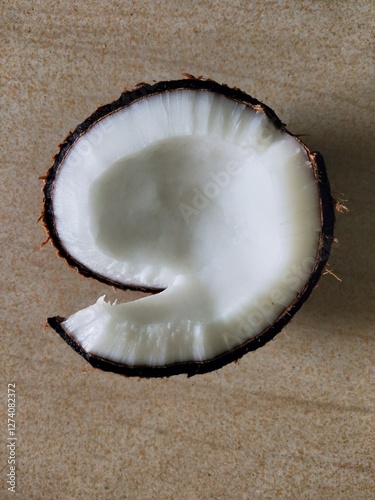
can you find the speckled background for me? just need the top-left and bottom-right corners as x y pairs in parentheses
(1, 1), (374, 498)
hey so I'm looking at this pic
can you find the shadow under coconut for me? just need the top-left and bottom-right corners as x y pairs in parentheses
(291, 122), (374, 335)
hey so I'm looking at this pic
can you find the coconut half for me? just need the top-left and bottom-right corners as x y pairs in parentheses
(43, 78), (334, 377)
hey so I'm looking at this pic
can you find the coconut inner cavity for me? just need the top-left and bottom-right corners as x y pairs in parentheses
(90, 136), (263, 275)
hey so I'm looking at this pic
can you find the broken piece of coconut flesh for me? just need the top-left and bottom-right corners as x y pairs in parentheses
(44, 79), (333, 377)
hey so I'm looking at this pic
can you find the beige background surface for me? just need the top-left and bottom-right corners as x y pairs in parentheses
(1, 1), (374, 498)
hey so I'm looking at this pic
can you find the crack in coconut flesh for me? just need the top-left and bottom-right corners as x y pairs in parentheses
(44, 79), (334, 377)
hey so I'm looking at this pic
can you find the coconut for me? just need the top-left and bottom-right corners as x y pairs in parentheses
(43, 77), (335, 377)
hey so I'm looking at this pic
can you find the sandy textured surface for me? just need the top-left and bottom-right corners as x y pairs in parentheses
(1, 1), (374, 498)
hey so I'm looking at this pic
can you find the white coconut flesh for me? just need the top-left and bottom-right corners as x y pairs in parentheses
(52, 90), (321, 367)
